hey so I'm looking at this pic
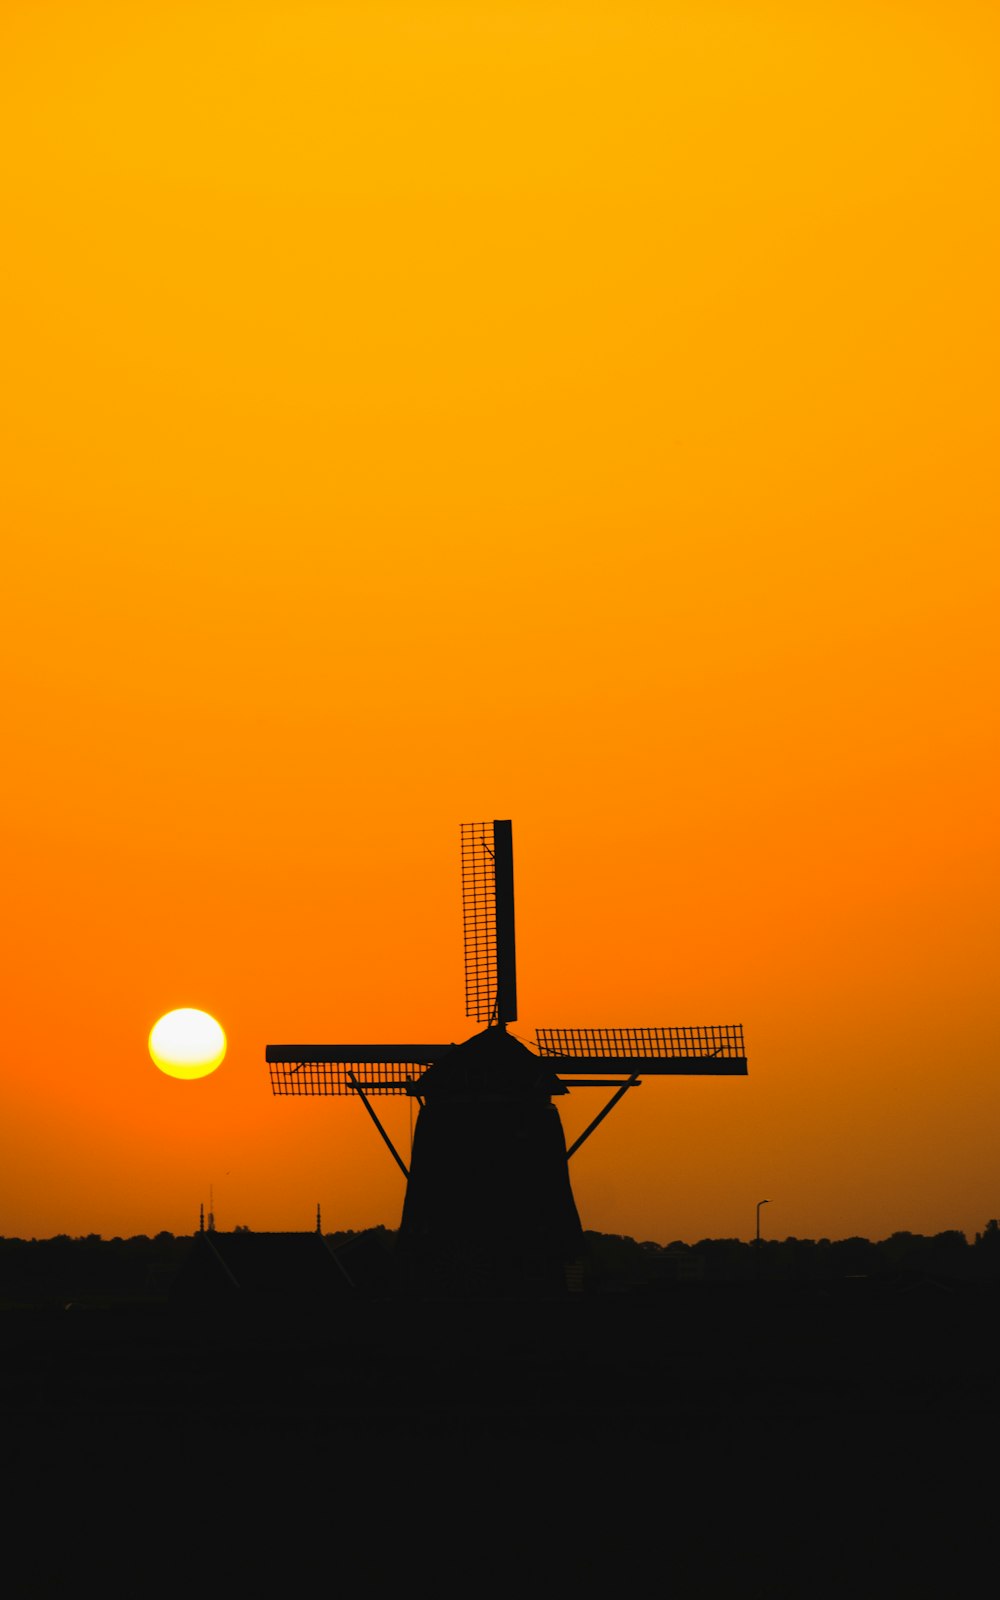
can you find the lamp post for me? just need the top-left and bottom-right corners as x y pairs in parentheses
(755, 1199), (770, 1280)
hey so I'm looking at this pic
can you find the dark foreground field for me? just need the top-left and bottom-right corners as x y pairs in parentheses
(3, 1282), (997, 1594)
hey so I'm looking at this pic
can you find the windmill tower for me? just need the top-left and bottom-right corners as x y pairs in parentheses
(267, 820), (747, 1287)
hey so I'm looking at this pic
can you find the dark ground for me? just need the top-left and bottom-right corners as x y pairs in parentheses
(3, 1282), (997, 1595)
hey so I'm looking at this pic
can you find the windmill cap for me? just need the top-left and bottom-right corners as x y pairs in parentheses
(416, 1026), (567, 1101)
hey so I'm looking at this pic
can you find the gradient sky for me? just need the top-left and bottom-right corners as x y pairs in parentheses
(2, 1), (997, 1244)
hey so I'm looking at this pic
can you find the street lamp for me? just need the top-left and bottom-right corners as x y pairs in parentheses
(756, 1198), (770, 1246)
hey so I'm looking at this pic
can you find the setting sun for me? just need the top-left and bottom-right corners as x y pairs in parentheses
(149, 1009), (227, 1080)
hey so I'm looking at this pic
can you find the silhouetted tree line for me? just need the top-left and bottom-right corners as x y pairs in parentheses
(0, 1231), (191, 1306)
(2, 1221), (999, 1304)
(0, 1226), (397, 1306)
(586, 1220), (1000, 1287)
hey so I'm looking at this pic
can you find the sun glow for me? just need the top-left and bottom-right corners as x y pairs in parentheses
(149, 1009), (227, 1080)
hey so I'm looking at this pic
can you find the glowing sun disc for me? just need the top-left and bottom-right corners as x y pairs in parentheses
(149, 1009), (226, 1079)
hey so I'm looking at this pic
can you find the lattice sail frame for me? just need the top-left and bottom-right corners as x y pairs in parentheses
(266, 1045), (447, 1096)
(536, 1025), (746, 1061)
(462, 822), (497, 1023)
(270, 1064), (415, 1096)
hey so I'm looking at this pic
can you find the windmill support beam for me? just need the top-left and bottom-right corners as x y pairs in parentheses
(347, 1072), (410, 1180)
(560, 1079), (641, 1088)
(543, 1057), (747, 1077)
(566, 1071), (642, 1160)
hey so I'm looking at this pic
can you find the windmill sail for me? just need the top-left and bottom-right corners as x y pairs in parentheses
(535, 1025), (747, 1075)
(461, 819), (517, 1025)
(267, 1044), (451, 1096)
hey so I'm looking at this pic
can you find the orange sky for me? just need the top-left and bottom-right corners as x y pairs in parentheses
(2, 1), (997, 1244)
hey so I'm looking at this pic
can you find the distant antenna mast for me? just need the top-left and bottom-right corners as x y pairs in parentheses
(199, 1202), (205, 1234)
(208, 1185), (216, 1233)
(316, 1202), (322, 1235)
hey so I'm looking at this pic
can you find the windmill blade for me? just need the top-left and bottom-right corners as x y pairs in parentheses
(492, 819), (517, 1024)
(535, 1025), (747, 1076)
(461, 819), (518, 1025)
(267, 1043), (451, 1096)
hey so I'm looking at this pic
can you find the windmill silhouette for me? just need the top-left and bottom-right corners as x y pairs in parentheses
(267, 820), (747, 1287)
